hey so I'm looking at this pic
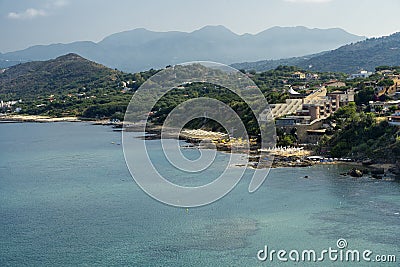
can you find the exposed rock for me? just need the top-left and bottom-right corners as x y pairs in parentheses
(370, 168), (385, 175)
(362, 159), (374, 166)
(371, 174), (383, 179)
(388, 166), (400, 175)
(349, 168), (363, 177)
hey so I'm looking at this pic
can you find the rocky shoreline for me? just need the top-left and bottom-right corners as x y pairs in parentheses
(130, 124), (400, 179)
(127, 123), (329, 169)
(2, 116), (399, 179)
(340, 163), (399, 180)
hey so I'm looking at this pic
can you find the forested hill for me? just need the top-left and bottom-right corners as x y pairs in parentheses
(0, 53), (126, 98)
(0, 54), (160, 117)
(299, 32), (400, 73)
(233, 32), (400, 73)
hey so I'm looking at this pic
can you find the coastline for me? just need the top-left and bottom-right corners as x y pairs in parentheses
(135, 124), (400, 177)
(0, 114), (122, 126)
(2, 115), (398, 178)
(0, 114), (81, 123)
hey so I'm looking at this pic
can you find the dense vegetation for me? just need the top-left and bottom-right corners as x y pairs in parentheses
(0, 55), (344, 120)
(1, 54), (399, 163)
(318, 103), (400, 162)
(0, 54), (158, 118)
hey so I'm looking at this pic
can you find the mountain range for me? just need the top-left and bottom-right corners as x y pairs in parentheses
(232, 32), (400, 73)
(0, 26), (364, 72)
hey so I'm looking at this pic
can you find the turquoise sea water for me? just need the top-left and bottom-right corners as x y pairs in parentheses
(0, 122), (399, 266)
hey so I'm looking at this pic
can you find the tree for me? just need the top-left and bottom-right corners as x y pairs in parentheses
(355, 87), (375, 105)
(278, 135), (296, 147)
(389, 105), (398, 113)
(377, 78), (394, 87)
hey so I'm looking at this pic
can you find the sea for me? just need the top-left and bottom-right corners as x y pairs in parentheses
(0, 122), (399, 266)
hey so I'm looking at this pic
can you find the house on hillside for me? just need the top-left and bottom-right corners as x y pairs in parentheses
(292, 71), (306, 79)
(288, 87), (304, 98)
(272, 86), (353, 121)
(327, 89), (355, 108)
(348, 70), (373, 80)
(272, 86), (356, 144)
(388, 111), (400, 126)
(275, 116), (312, 126)
(306, 73), (319, 80)
(325, 80), (346, 88)
(306, 129), (327, 144)
(377, 69), (394, 76)
(369, 100), (400, 113)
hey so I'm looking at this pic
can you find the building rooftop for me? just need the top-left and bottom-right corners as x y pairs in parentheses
(307, 129), (327, 134)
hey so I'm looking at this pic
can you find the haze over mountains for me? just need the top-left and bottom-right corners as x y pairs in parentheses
(232, 32), (400, 73)
(0, 25), (364, 72)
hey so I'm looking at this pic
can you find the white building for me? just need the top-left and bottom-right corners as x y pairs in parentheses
(348, 70), (373, 80)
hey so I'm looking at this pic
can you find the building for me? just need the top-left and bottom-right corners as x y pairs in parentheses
(306, 129), (327, 144)
(276, 119), (325, 145)
(377, 69), (394, 76)
(292, 71), (306, 79)
(375, 77), (400, 98)
(306, 73), (319, 80)
(275, 116), (312, 126)
(272, 86), (355, 144)
(327, 89), (355, 108)
(348, 70), (373, 80)
(388, 112), (400, 126)
(325, 81), (346, 88)
(287, 87), (304, 98)
(0, 99), (21, 109)
(369, 100), (400, 113)
(271, 86), (353, 121)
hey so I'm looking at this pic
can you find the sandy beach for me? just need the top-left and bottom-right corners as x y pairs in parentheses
(0, 115), (81, 122)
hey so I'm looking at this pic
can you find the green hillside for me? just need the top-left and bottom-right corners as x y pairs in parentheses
(0, 53), (124, 97)
(0, 55), (343, 121)
(233, 32), (400, 73)
(0, 54), (156, 117)
(318, 103), (400, 164)
(300, 32), (400, 73)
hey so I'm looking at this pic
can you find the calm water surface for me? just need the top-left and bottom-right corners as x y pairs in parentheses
(0, 122), (399, 266)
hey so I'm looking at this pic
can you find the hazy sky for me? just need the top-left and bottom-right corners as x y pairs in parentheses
(1, 0), (400, 53)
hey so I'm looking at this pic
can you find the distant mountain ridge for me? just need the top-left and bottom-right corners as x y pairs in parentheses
(232, 32), (400, 73)
(0, 25), (364, 72)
